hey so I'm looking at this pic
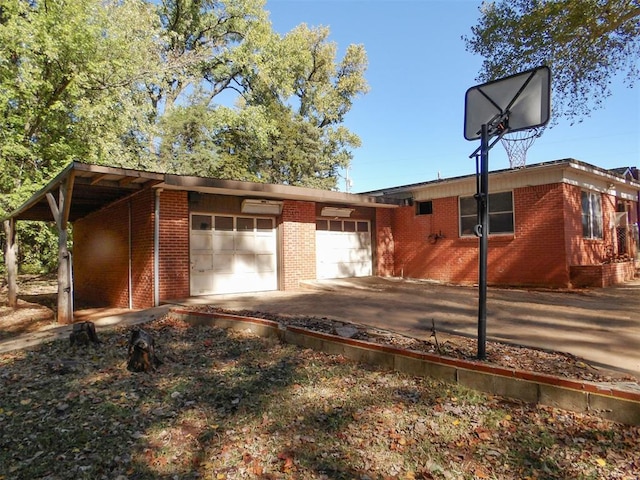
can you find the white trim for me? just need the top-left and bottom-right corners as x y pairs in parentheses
(403, 161), (640, 203)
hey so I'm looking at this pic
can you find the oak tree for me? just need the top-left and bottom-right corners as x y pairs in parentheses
(464, 0), (639, 123)
(0, 0), (161, 213)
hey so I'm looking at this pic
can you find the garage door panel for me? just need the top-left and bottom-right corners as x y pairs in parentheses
(256, 254), (275, 272)
(235, 254), (257, 273)
(213, 254), (234, 273)
(255, 234), (275, 252)
(191, 273), (213, 295)
(192, 253), (213, 272)
(190, 213), (277, 295)
(345, 248), (364, 262)
(316, 221), (372, 280)
(191, 233), (212, 250)
(212, 233), (234, 251)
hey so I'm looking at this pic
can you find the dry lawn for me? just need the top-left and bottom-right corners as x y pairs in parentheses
(1, 314), (639, 480)
(1, 275), (640, 479)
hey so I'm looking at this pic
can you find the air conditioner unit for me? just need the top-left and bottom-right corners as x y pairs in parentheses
(241, 199), (283, 215)
(321, 206), (353, 218)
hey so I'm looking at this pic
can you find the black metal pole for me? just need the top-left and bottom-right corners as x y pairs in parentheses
(477, 123), (489, 360)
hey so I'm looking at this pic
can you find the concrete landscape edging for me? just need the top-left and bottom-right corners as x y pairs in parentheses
(169, 308), (640, 426)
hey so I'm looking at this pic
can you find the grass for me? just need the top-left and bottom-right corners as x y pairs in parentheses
(0, 315), (638, 479)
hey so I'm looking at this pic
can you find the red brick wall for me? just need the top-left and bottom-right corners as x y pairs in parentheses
(280, 200), (316, 289)
(375, 208), (394, 276)
(158, 190), (190, 302)
(391, 184), (573, 287)
(74, 189), (189, 309)
(74, 189), (184, 309)
(74, 189), (156, 308)
(129, 190), (155, 308)
(564, 184), (620, 267)
(74, 200), (130, 307)
(392, 197), (479, 284)
(501, 183), (568, 286)
(570, 262), (636, 288)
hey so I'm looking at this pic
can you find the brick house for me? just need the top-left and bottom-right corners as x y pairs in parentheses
(4, 158), (639, 317)
(367, 158), (639, 288)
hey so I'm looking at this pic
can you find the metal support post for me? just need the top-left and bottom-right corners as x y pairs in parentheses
(477, 123), (490, 360)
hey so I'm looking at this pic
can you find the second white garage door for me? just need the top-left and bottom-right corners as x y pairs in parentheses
(316, 219), (372, 279)
(190, 213), (277, 295)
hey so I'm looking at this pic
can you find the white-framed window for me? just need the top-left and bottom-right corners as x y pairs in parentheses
(459, 191), (514, 236)
(315, 219), (369, 233)
(581, 191), (603, 239)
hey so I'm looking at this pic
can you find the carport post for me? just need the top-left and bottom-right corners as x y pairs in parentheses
(46, 173), (75, 324)
(3, 218), (18, 307)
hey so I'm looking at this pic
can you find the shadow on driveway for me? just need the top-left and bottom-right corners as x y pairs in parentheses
(171, 277), (640, 375)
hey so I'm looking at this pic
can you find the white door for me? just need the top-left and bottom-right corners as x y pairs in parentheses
(190, 214), (277, 295)
(316, 219), (372, 279)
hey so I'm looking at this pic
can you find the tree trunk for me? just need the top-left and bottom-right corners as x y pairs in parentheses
(69, 321), (101, 347)
(3, 219), (18, 308)
(127, 328), (161, 372)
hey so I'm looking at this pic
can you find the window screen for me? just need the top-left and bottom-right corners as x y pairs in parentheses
(459, 191), (514, 236)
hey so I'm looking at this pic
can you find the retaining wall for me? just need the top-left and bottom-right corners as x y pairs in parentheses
(169, 308), (640, 426)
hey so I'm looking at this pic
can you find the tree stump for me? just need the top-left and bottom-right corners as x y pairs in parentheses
(127, 328), (161, 372)
(69, 321), (101, 347)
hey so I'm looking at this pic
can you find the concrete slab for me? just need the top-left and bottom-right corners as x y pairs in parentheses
(0, 305), (171, 354)
(171, 276), (640, 375)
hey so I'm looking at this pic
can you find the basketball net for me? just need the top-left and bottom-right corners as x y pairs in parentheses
(500, 127), (543, 168)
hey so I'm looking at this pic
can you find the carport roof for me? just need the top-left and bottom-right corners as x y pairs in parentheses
(6, 162), (399, 223)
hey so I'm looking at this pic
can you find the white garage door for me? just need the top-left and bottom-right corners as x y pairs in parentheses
(190, 214), (277, 295)
(316, 219), (372, 279)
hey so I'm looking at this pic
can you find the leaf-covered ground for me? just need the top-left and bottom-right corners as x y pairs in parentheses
(199, 307), (639, 385)
(1, 315), (639, 480)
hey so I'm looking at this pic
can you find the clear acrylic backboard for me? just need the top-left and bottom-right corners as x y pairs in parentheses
(464, 66), (551, 141)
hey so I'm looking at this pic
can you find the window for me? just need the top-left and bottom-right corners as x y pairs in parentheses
(256, 218), (273, 232)
(416, 201), (433, 215)
(315, 219), (370, 233)
(237, 217), (254, 231)
(191, 214), (211, 231)
(214, 216), (234, 231)
(581, 191), (603, 239)
(459, 191), (514, 236)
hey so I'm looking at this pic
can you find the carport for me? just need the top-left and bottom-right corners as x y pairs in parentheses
(3, 163), (164, 323)
(3, 162), (399, 323)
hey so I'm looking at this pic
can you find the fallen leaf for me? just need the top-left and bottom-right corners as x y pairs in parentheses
(474, 466), (490, 478)
(252, 461), (263, 475)
(475, 428), (492, 441)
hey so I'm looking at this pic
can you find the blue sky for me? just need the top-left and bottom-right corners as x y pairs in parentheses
(265, 0), (640, 193)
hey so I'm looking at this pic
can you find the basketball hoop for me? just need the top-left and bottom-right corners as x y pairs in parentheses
(500, 126), (544, 168)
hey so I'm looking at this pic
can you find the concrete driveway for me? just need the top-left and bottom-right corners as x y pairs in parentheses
(173, 277), (640, 375)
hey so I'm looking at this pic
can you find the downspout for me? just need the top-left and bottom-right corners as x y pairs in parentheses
(128, 200), (133, 310)
(154, 188), (163, 307)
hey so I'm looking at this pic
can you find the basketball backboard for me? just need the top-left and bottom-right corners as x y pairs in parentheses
(464, 66), (551, 141)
